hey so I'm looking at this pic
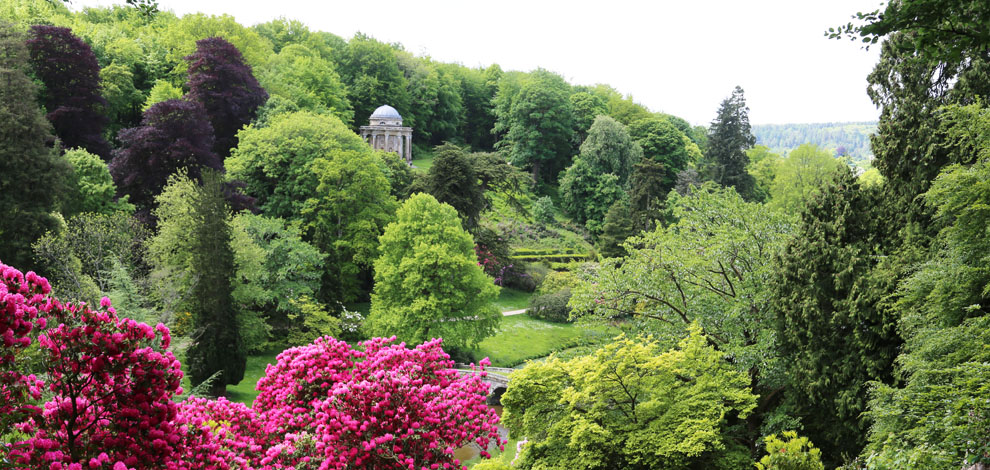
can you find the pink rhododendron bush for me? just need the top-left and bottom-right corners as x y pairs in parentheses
(0, 261), (503, 469)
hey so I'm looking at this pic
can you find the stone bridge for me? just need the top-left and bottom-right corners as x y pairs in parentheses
(452, 363), (514, 405)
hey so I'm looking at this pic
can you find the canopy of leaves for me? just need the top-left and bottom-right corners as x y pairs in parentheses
(109, 98), (221, 219)
(501, 68), (575, 182)
(336, 33), (412, 129)
(367, 193), (500, 349)
(571, 184), (795, 403)
(63, 148), (133, 216)
(769, 143), (846, 213)
(225, 110), (373, 221)
(559, 158), (624, 235)
(27, 25), (112, 159)
(257, 43), (353, 123)
(502, 328), (757, 470)
(416, 143), (485, 230)
(185, 36), (268, 158)
(576, 114), (642, 185)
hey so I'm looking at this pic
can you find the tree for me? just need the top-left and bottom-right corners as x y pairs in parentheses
(628, 116), (691, 186)
(746, 145), (783, 201)
(27, 25), (111, 159)
(828, 0), (990, 65)
(418, 143), (485, 230)
(62, 148), (133, 216)
(703, 86), (758, 200)
(226, 110), (374, 220)
(596, 198), (633, 258)
(770, 169), (901, 462)
(502, 69), (575, 182)
(628, 158), (669, 230)
(367, 193), (500, 350)
(571, 184), (796, 446)
(99, 62), (145, 140)
(336, 33), (412, 129)
(302, 146), (397, 303)
(110, 98), (222, 220)
(185, 36), (268, 158)
(256, 43), (353, 123)
(769, 143), (845, 213)
(502, 328), (757, 470)
(183, 171), (245, 395)
(576, 115), (642, 185)
(559, 158), (624, 235)
(0, 23), (71, 271)
(569, 90), (608, 144)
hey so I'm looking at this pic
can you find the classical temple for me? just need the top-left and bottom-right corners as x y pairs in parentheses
(359, 105), (413, 164)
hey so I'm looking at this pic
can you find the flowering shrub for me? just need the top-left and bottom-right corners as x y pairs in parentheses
(1, 260), (503, 470)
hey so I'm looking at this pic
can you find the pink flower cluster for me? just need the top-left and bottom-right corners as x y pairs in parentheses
(0, 261), (503, 470)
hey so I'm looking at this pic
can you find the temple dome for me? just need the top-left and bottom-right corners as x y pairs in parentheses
(370, 105), (402, 121)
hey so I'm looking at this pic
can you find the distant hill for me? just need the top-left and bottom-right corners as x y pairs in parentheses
(752, 122), (877, 163)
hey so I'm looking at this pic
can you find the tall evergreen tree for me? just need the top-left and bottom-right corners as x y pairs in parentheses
(417, 143), (485, 230)
(0, 23), (71, 271)
(26, 25), (111, 160)
(185, 36), (268, 158)
(770, 169), (902, 464)
(184, 171), (246, 396)
(110, 99), (222, 221)
(704, 86), (757, 200)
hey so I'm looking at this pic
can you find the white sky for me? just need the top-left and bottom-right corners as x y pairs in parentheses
(73, 0), (885, 125)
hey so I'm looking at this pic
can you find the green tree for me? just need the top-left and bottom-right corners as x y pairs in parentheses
(184, 171), (245, 395)
(628, 116), (691, 185)
(63, 148), (133, 216)
(627, 158), (669, 230)
(416, 143), (485, 230)
(501, 69), (574, 182)
(257, 43), (353, 124)
(571, 184), (796, 445)
(302, 146), (397, 303)
(769, 143), (845, 213)
(367, 193), (500, 349)
(576, 115), (642, 185)
(158, 13), (274, 83)
(703, 86), (758, 200)
(502, 328), (757, 470)
(0, 23), (70, 271)
(755, 431), (824, 470)
(559, 158), (624, 235)
(746, 145), (783, 201)
(569, 90), (608, 144)
(770, 169), (902, 462)
(596, 198), (633, 258)
(336, 33), (412, 129)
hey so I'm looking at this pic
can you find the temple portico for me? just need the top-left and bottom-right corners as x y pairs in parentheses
(359, 105), (413, 164)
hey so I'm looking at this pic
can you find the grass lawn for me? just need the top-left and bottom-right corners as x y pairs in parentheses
(475, 315), (616, 367)
(494, 287), (532, 312)
(225, 351), (281, 406)
(411, 150), (435, 172)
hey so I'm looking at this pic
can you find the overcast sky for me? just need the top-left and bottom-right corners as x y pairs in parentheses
(74, 0), (885, 125)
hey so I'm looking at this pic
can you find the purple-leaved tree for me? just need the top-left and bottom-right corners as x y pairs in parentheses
(110, 99), (222, 223)
(27, 25), (111, 160)
(185, 37), (268, 158)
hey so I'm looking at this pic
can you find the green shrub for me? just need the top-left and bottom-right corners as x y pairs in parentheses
(528, 288), (573, 323)
(532, 195), (556, 225)
(755, 431), (824, 470)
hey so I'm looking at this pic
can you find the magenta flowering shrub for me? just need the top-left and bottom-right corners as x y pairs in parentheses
(252, 336), (504, 470)
(1, 260), (503, 470)
(0, 264), (48, 434)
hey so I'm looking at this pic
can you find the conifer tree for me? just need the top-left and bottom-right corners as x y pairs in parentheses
(703, 86), (757, 200)
(26, 25), (111, 160)
(0, 23), (71, 270)
(184, 171), (246, 396)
